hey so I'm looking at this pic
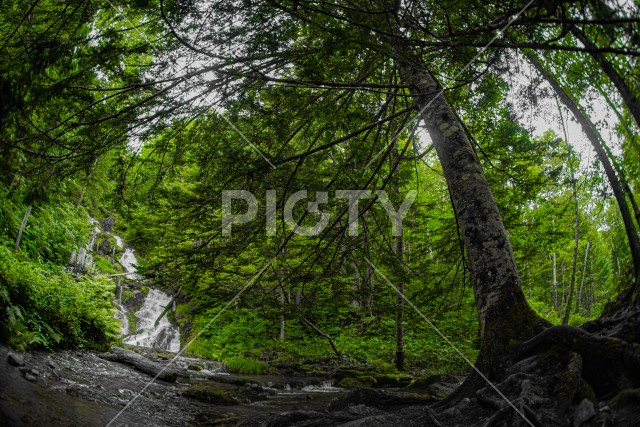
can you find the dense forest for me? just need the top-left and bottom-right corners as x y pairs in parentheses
(1, 0), (640, 426)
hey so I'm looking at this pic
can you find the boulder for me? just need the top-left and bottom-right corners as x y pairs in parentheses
(182, 384), (238, 405)
(7, 352), (25, 367)
(100, 216), (115, 233)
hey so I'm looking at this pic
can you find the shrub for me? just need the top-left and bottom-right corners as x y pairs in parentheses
(222, 356), (268, 375)
(0, 246), (120, 350)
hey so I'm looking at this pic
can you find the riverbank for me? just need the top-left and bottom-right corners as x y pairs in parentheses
(0, 343), (457, 426)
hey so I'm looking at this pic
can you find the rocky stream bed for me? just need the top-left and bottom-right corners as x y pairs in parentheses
(0, 343), (462, 426)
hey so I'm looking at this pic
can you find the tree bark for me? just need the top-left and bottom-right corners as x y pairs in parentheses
(99, 347), (182, 382)
(396, 56), (545, 382)
(526, 53), (640, 284)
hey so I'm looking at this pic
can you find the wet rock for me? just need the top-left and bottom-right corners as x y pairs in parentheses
(97, 236), (111, 256)
(18, 367), (39, 377)
(264, 410), (326, 427)
(427, 381), (457, 399)
(187, 364), (203, 372)
(7, 352), (25, 367)
(338, 376), (375, 388)
(329, 388), (429, 411)
(183, 384), (238, 405)
(574, 399), (596, 427)
(372, 373), (413, 388)
(24, 373), (37, 382)
(100, 215), (115, 233)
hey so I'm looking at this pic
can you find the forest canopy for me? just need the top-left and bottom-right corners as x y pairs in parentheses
(1, 0), (640, 424)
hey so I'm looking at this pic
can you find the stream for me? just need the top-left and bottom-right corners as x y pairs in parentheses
(0, 218), (460, 426)
(100, 222), (346, 424)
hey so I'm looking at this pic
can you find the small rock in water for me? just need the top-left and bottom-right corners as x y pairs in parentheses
(7, 352), (25, 367)
(24, 373), (37, 382)
(187, 364), (203, 372)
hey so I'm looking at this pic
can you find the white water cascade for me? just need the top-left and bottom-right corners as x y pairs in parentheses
(125, 289), (181, 352)
(114, 236), (181, 353)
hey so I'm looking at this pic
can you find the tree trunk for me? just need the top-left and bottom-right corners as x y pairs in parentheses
(578, 241), (591, 312)
(391, 145), (405, 371)
(553, 253), (558, 312)
(279, 288), (286, 346)
(396, 57), (545, 382)
(99, 347), (182, 382)
(563, 146), (580, 326)
(561, 259), (566, 307)
(15, 205), (32, 250)
(527, 53), (640, 284)
(596, 87), (640, 229)
(569, 25), (640, 129)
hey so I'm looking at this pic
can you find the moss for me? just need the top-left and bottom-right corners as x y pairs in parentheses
(183, 384), (238, 405)
(125, 311), (139, 334)
(94, 255), (116, 274)
(373, 373), (413, 388)
(338, 376), (376, 388)
(121, 290), (134, 302)
(141, 286), (149, 296)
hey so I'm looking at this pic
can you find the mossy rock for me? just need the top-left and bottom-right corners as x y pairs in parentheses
(373, 373), (413, 388)
(121, 290), (134, 302)
(183, 384), (238, 405)
(338, 376), (376, 388)
(187, 364), (204, 372)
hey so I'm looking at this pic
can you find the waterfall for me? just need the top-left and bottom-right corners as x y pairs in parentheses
(119, 248), (141, 280)
(114, 238), (180, 352)
(83, 216), (181, 353)
(125, 289), (181, 353)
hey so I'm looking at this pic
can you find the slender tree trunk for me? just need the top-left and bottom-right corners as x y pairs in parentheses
(391, 146), (405, 371)
(396, 57), (545, 382)
(596, 88), (640, 229)
(563, 148), (580, 326)
(279, 288), (285, 346)
(527, 53), (640, 284)
(15, 205), (32, 250)
(301, 317), (342, 358)
(351, 256), (360, 309)
(553, 253), (558, 312)
(578, 241), (591, 312)
(562, 259), (566, 307)
(526, 262), (532, 299)
(569, 26), (640, 129)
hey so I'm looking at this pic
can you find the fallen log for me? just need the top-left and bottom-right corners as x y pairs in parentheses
(99, 347), (182, 382)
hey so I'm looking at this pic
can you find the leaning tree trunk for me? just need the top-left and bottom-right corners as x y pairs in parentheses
(395, 56), (546, 385)
(527, 53), (640, 286)
(569, 26), (640, 130)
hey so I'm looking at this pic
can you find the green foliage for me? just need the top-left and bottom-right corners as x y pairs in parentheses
(222, 357), (268, 375)
(0, 246), (119, 350)
(95, 256), (117, 274)
(0, 196), (91, 265)
(122, 290), (135, 302)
